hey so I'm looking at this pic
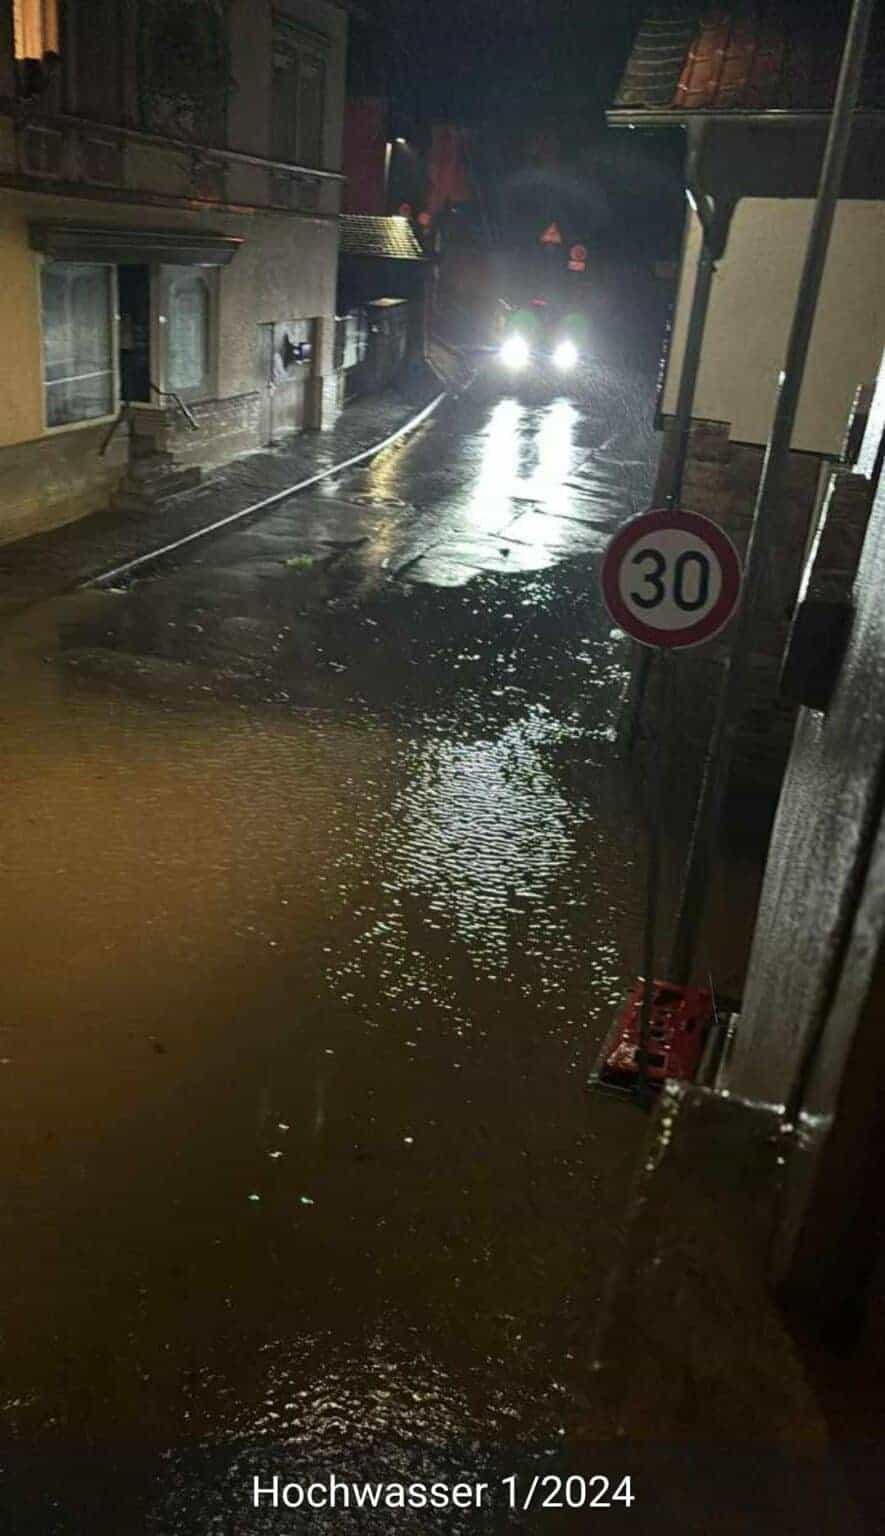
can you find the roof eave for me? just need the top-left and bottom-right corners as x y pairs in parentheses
(606, 107), (885, 128)
(339, 252), (427, 261)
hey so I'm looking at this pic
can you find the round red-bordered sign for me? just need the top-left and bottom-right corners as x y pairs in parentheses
(600, 507), (742, 649)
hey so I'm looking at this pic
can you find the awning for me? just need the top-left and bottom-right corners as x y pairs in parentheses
(29, 223), (243, 266)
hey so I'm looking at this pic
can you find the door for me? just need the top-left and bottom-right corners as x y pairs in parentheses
(157, 265), (215, 401)
(117, 263), (151, 404)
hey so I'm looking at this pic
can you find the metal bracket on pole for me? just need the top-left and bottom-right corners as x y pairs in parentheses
(669, 0), (878, 985)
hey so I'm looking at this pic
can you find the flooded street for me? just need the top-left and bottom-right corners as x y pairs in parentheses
(1, 275), (765, 1528)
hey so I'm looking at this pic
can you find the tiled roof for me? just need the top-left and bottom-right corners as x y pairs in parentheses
(338, 214), (423, 259)
(614, 3), (885, 114)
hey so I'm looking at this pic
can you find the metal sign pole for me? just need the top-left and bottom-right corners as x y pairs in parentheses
(597, 511), (741, 1099)
(669, 0), (877, 985)
(636, 647), (665, 1107)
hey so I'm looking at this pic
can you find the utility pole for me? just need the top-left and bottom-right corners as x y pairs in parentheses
(669, 0), (878, 984)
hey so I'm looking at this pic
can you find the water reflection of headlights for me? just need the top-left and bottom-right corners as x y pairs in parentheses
(553, 340), (578, 372)
(500, 335), (529, 370)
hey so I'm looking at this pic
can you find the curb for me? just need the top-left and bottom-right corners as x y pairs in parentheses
(85, 389), (448, 591)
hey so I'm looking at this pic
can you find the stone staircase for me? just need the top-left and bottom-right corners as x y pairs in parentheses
(112, 405), (202, 515)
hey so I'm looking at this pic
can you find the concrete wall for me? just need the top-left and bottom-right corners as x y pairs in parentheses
(664, 199), (885, 455)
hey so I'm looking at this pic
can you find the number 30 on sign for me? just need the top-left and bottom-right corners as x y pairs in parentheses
(600, 507), (742, 650)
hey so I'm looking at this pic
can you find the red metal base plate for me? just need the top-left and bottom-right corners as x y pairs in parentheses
(591, 980), (714, 1095)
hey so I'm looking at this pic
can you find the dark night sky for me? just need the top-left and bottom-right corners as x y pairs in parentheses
(348, 0), (646, 128)
(348, 0), (684, 256)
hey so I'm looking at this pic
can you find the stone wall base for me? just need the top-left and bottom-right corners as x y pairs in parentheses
(0, 423), (128, 548)
(166, 392), (263, 470)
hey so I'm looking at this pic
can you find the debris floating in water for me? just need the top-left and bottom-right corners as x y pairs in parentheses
(248, 1193), (261, 1203)
(299, 1195), (315, 1206)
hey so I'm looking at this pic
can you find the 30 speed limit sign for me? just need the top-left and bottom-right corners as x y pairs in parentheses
(600, 507), (742, 649)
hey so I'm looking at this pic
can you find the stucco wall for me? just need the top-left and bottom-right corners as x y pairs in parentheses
(0, 202), (44, 450)
(663, 199), (885, 455)
(215, 210), (337, 396)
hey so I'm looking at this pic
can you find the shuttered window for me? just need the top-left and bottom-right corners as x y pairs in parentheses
(271, 16), (327, 167)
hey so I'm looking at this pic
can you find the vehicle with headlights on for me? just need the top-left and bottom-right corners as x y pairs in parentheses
(494, 297), (586, 389)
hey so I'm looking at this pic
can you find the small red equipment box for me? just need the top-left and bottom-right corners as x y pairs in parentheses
(591, 980), (714, 1095)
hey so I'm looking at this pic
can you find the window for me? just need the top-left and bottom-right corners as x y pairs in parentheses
(13, 0), (59, 60)
(40, 262), (115, 427)
(138, 0), (228, 144)
(14, 0), (60, 99)
(272, 17), (327, 167)
(165, 271), (211, 398)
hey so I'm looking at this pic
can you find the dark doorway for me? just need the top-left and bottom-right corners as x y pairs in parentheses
(118, 264), (151, 404)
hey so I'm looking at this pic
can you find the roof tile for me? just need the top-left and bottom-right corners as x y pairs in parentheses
(338, 214), (423, 260)
(614, 2), (885, 113)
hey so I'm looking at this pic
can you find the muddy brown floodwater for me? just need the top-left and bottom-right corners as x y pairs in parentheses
(0, 280), (772, 1531)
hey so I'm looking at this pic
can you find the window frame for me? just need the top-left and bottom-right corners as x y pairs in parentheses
(37, 256), (120, 435)
(271, 13), (328, 170)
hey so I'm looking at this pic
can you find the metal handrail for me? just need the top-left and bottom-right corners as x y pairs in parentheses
(98, 385), (199, 456)
(149, 382), (199, 431)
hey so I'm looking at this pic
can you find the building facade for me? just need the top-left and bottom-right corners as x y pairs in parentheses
(0, 0), (347, 543)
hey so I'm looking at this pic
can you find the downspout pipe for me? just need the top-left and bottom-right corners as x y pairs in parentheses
(665, 120), (725, 509)
(669, 0), (878, 985)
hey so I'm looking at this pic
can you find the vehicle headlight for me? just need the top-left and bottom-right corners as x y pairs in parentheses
(553, 339), (578, 371)
(500, 334), (529, 370)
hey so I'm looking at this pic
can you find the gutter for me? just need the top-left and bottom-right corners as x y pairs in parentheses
(606, 108), (885, 129)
